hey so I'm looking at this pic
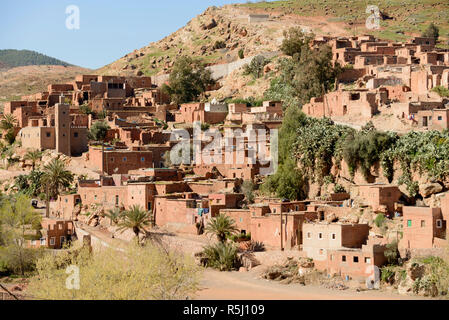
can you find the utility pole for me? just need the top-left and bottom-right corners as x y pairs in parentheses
(280, 210), (284, 251)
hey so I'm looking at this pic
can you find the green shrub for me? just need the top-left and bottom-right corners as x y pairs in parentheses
(384, 240), (400, 265)
(333, 184), (346, 193)
(238, 48), (244, 59)
(431, 85), (449, 97)
(202, 242), (239, 271)
(374, 214), (386, 228)
(213, 40), (226, 50)
(243, 55), (269, 79)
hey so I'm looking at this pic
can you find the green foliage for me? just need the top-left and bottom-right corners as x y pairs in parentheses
(384, 240), (400, 265)
(13, 170), (44, 196)
(202, 242), (239, 271)
(162, 56), (215, 105)
(422, 23), (439, 40)
(262, 157), (305, 200)
(294, 117), (353, 184)
(241, 180), (255, 204)
(29, 243), (202, 299)
(229, 232), (251, 242)
(243, 55), (269, 79)
(374, 214), (386, 228)
(41, 158), (74, 200)
(213, 40), (226, 50)
(205, 214), (238, 243)
(380, 266), (396, 283)
(381, 130), (449, 195)
(0, 194), (43, 275)
(117, 205), (152, 241)
(23, 149), (43, 170)
(88, 120), (110, 142)
(0, 49), (71, 68)
(79, 104), (93, 115)
(342, 127), (397, 180)
(105, 207), (123, 225)
(238, 48), (245, 59)
(431, 85), (449, 97)
(225, 96), (263, 107)
(265, 43), (341, 109)
(333, 184), (346, 193)
(280, 27), (313, 57)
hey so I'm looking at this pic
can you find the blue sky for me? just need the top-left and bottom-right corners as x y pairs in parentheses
(0, 0), (257, 69)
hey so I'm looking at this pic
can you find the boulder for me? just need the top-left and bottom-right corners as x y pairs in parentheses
(419, 182), (443, 198)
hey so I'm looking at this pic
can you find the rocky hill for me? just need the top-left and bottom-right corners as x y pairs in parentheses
(98, 0), (449, 78)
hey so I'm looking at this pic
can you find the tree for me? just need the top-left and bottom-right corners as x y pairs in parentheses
(422, 23), (439, 40)
(105, 207), (122, 226)
(41, 159), (73, 218)
(205, 214), (238, 243)
(0, 194), (42, 275)
(243, 55), (269, 79)
(241, 180), (255, 205)
(162, 56), (215, 105)
(24, 149), (43, 171)
(0, 114), (17, 145)
(117, 205), (151, 243)
(280, 27), (313, 57)
(0, 114), (17, 131)
(88, 121), (110, 176)
(28, 243), (201, 299)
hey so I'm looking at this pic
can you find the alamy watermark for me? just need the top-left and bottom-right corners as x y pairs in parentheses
(65, 5), (80, 30)
(169, 122), (278, 176)
(65, 265), (80, 290)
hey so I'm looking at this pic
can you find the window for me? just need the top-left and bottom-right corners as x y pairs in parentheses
(295, 205), (299, 211)
(74, 132), (78, 138)
(110, 157), (114, 162)
(272, 208), (277, 214)
(421, 220), (426, 228)
(437, 219), (443, 228)
(353, 256), (359, 263)
(438, 116), (443, 121)
(61, 236), (66, 245)
(407, 220), (412, 227)
(330, 254), (333, 261)
(46, 132), (51, 138)
(58, 224), (63, 230)
(342, 255), (346, 262)
(240, 218), (243, 222)
(331, 233), (336, 240)
(365, 257), (371, 264)
(50, 237), (55, 246)
(318, 233), (323, 239)
(40, 238), (46, 245)
(115, 195), (119, 205)
(141, 157), (145, 162)
(319, 249), (324, 255)
(123, 157), (127, 162)
(31, 240), (36, 246)
(307, 232), (311, 239)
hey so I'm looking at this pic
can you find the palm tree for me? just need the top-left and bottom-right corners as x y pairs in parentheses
(205, 214), (238, 243)
(88, 121), (110, 176)
(0, 114), (17, 131)
(41, 158), (74, 217)
(105, 207), (123, 226)
(117, 205), (151, 243)
(23, 149), (43, 171)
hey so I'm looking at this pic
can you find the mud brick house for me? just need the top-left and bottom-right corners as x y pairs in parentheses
(400, 206), (447, 250)
(417, 107), (449, 130)
(324, 238), (387, 280)
(18, 102), (88, 156)
(358, 184), (402, 215)
(86, 145), (154, 174)
(303, 89), (383, 119)
(302, 222), (370, 268)
(52, 194), (81, 220)
(175, 102), (228, 124)
(28, 219), (74, 249)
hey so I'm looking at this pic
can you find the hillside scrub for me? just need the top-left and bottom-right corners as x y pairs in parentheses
(265, 29), (342, 109)
(161, 56), (215, 105)
(28, 243), (201, 300)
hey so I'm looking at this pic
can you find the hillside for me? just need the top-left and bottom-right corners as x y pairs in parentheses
(0, 65), (91, 108)
(0, 49), (73, 68)
(99, 0), (448, 78)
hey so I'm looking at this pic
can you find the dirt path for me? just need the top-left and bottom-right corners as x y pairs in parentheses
(196, 269), (424, 300)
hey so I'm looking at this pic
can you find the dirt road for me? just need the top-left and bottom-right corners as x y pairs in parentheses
(196, 269), (423, 300)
